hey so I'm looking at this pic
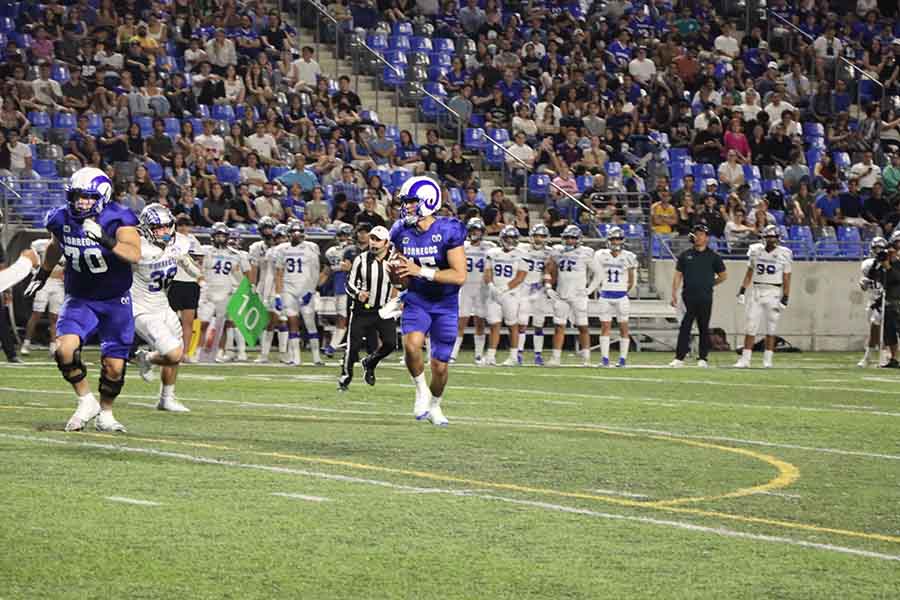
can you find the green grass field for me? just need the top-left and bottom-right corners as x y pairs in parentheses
(2, 350), (899, 599)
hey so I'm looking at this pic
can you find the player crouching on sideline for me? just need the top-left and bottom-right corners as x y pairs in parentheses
(593, 226), (638, 367)
(452, 218), (493, 364)
(484, 225), (527, 366)
(545, 225), (600, 367)
(858, 237), (888, 367)
(133, 204), (203, 412)
(25, 167), (141, 432)
(389, 176), (467, 426)
(733, 225), (792, 369)
(273, 220), (326, 366)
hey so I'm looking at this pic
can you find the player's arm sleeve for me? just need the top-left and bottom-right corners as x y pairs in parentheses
(345, 255), (362, 299)
(782, 250), (792, 274)
(448, 220), (467, 249)
(177, 254), (203, 280)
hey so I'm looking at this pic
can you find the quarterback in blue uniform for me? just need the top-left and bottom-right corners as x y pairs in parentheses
(390, 176), (467, 426)
(26, 167), (142, 432)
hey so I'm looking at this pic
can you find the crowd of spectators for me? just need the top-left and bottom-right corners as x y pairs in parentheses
(0, 0), (899, 251)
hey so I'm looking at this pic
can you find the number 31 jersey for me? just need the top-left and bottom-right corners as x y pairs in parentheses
(747, 243), (792, 285)
(275, 240), (321, 291)
(132, 235), (192, 314)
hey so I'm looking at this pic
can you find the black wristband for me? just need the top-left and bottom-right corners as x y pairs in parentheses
(738, 286), (746, 295)
(781, 295), (789, 305)
(34, 267), (52, 284)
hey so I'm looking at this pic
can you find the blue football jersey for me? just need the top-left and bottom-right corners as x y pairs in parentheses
(45, 203), (139, 300)
(390, 217), (466, 304)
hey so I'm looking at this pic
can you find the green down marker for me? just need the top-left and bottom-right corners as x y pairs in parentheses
(226, 277), (271, 347)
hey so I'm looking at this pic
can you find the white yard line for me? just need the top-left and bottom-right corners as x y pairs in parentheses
(271, 492), (329, 502)
(589, 488), (651, 499)
(5, 432), (897, 563)
(755, 491), (802, 499)
(105, 496), (162, 507)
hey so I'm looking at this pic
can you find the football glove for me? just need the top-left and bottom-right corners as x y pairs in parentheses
(780, 295), (789, 309)
(544, 284), (560, 303)
(24, 268), (51, 298)
(736, 287), (746, 305)
(83, 218), (116, 250)
(274, 295), (284, 311)
(301, 291), (313, 306)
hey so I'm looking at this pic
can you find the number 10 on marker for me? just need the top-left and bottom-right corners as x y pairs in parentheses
(226, 277), (270, 347)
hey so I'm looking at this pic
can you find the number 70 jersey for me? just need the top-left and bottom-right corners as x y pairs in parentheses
(131, 235), (192, 314)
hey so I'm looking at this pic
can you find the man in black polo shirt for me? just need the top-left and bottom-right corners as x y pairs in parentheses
(670, 223), (727, 367)
(0, 213), (22, 363)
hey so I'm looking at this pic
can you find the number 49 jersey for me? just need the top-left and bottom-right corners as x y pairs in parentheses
(203, 246), (250, 295)
(747, 243), (792, 285)
(551, 244), (597, 298)
(464, 240), (495, 286)
(593, 249), (638, 296)
(132, 235), (192, 314)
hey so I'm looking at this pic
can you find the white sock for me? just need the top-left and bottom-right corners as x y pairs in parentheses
(474, 334), (486, 357)
(49, 341), (57, 355)
(412, 372), (429, 396)
(278, 329), (289, 355)
(260, 330), (273, 357)
(742, 348), (752, 363)
(517, 330), (527, 352)
(533, 331), (544, 353)
(23, 338), (30, 345)
(599, 336), (610, 359)
(160, 384), (175, 401)
(581, 349), (591, 364)
(78, 392), (97, 405)
(289, 338), (301, 363)
(763, 349), (774, 364)
(333, 328), (346, 347)
(225, 328), (235, 353)
(310, 337), (321, 363)
(431, 394), (441, 408)
(451, 336), (463, 359)
(236, 331), (246, 355)
(486, 348), (496, 361)
(552, 348), (562, 360)
(620, 338), (629, 360)
(509, 348), (518, 362)
(862, 347), (871, 360)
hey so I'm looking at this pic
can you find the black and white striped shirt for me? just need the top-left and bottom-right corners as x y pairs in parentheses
(346, 250), (393, 312)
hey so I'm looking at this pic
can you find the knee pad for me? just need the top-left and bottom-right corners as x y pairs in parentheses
(99, 362), (127, 400)
(55, 347), (87, 384)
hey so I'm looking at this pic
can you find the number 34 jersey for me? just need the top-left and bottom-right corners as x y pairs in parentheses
(132, 235), (192, 314)
(747, 243), (792, 286)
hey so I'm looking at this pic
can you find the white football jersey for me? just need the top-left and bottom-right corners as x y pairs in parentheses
(231, 249), (250, 285)
(132, 235), (191, 313)
(324, 242), (348, 271)
(202, 245), (250, 293)
(249, 239), (277, 297)
(594, 248), (638, 293)
(552, 244), (597, 298)
(30, 238), (65, 276)
(275, 240), (321, 290)
(464, 240), (496, 286)
(172, 232), (203, 282)
(860, 258), (882, 303)
(518, 243), (553, 286)
(486, 246), (525, 289)
(747, 243), (792, 285)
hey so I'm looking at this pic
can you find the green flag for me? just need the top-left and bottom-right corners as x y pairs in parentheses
(226, 277), (270, 347)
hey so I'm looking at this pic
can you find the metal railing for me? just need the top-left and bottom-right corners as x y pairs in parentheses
(655, 233), (871, 261)
(766, 10), (885, 110)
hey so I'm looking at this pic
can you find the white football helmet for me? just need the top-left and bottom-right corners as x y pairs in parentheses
(138, 203), (175, 246)
(398, 175), (442, 225)
(66, 166), (113, 220)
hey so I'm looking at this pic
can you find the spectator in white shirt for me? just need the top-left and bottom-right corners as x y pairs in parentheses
(506, 131), (535, 192)
(850, 151), (882, 191)
(714, 22), (740, 60)
(737, 89), (763, 123)
(246, 121), (283, 166)
(205, 28), (237, 74)
(291, 45), (321, 93)
(194, 119), (226, 159)
(627, 46), (656, 85)
(184, 36), (209, 72)
(31, 63), (68, 113)
(813, 26), (842, 81)
(768, 109), (802, 139)
(693, 103), (721, 132)
(239, 152), (269, 196)
(717, 150), (746, 188)
(763, 92), (797, 125)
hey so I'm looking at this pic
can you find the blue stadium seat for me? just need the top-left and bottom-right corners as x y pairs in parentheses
(833, 152), (851, 170)
(268, 166), (289, 180)
(359, 110), (378, 124)
(392, 21), (413, 36)
(527, 174), (550, 201)
(692, 163), (716, 180)
(742, 164), (761, 181)
(53, 112), (76, 129)
(859, 80), (879, 105)
(33, 159), (57, 178)
(216, 165), (240, 185)
(464, 127), (486, 152)
(0, 17), (14, 33)
(419, 96), (443, 120)
(384, 50), (408, 66)
(164, 117), (180, 138)
(836, 225), (863, 258)
(487, 128), (509, 145)
(469, 113), (485, 128)
(384, 125), (400, 144)
(392, 170), (411, 190)
(145, 160), (163, 183)
(211, 104), (236, 123)
(410, 36), (432, 52)
(381, 65), (406, 88)
(388, 35), (411, 50)
(135, 115), (153, 138)
(770, 210), (785, 225)
(802, 122), (825, 138)
(423, 82), (447, 97)
(624, 223), (645, 239)
(484, 142), (505, 169)
(28, 111), (51, 129)
(449, 187), (463, 207)
(51, 63), (70, 83)
(761, 179), (784, 194)
(430, 53), (452, 68)
(668, 147), (689, 165)
(427, 66), (448, 81)
(576, 175), (592, 193)
(85, 113), (103, 136)
(606, 162), (622, 179)
(433, 38), (454, 53)
(786, 225), (813, 259)
(366, 33), (388, 52)
(196, 104), (211, 119)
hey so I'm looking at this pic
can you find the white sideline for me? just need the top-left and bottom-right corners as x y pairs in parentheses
(271, 492), (329, 503)
(3, 432), (897, 563)
(589, 488), (651, 499)
(105, 496), (162, 507)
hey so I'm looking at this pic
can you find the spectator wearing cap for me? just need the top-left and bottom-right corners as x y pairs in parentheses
(755, 61), (781, 99)
(206, 28), (237, 74)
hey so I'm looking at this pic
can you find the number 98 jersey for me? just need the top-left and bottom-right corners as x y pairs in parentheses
(131, 235), (192, 315)
(747, 243), (792, 286)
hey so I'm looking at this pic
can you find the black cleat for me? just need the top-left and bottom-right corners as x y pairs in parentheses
(361, 357), (376, 386)
(337, 374), (351, 391)
(881, 359), (899, 369)
(7, 356), (23, 363)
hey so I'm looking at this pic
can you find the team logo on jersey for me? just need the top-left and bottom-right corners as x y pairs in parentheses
(120, 296), (130, 305)
(432, 234), (443, 243)
(63, 225), (71, 233)
(402, 237), (410, 245)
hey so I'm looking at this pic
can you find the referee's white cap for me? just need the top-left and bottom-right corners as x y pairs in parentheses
(369, 226), (390, 241)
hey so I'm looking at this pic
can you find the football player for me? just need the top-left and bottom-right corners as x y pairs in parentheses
(734, 225), (792, 368)
(593, 226), (638, 367)
(390, 176), (467, 426)
(248, 216), (281, 362)
(20, 238), (65, 357)
(484, 225), (527, 366)
(274, 220), (326, 365)
(323, 223), (354, 357)
(25, 166), (141, 432)
(226, 228), (250, 361)
(546, 225), (599, 367)
(516, 224), (553, 365)
(859, 237), (888, 367)
(132, 204), (203, 412)
(451, 217), (493, 364)
(198, 222), (250, 363)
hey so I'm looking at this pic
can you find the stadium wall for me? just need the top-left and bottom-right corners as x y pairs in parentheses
(653, 261), (869, 352)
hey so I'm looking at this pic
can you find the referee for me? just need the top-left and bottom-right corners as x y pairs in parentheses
(670, 223), (727, 367)
(338, 225), (397, 390)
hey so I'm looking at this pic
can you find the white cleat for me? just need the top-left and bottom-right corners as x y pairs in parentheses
(473, 355), (483, 366)
(135, 349), (154, 382)
(697, 359), (710, 368)
(182, 354), (196, 364)
(762, 361), (773, 369)
(856, 358), (868, 368)
(215, 351), (234, 363)
(64, 395), (101, 432)
(413, 389), (431, 421)
(254, 356), (270, 364)
(94, 410), (127, 433)
(20, 342), (30, 355)
(501, 357), (518, 367)
(287, 359), (301, 366)
(546, 357), (561, 367)
(733, 360), (749, 369)
(236, 353), (249, 362)
(482, 357), (497, 367)
(428, 399), (448, 427)
(668, 359), (684, 368)
(157, 398), (190, 413)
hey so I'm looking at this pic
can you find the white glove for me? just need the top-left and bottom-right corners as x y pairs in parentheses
(82, 218), (102, 239)
(544, 285), (560, 303)
(736, 294), (745, 305)
(488, 283), (502, 303)
(378, 295), (403, 320)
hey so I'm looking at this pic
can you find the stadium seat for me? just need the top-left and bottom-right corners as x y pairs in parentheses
(384, 50), (407, 66)
(28, 111), (51, 130)
(836, 225), (863, 258)
(135, 115), (153, 138)
(418, 96), (443, 121)
(33, 158), (57, 178)
(268, 166), (289, 180)
(833, 152), (851, 170)
(145, 160), (163, 183)
(216, 165), (240, 185)
(484, 142), (505, 169)
(742, 165), (761, 181)
(487, 128), (510, 145)
(692, 163), (716, 180)
(384, 125), (400, 144)
(366, 33), (388, 52)
(430, 53), (452, 68)
(423, 82), (447, 97)
(50, 63), (69, 83)
(410, 36), (432, 52)
(392, 169), (411, 190)
(770, 210), (785, 225)
(606, 162), (623, 179)
(427, 66), (448, 81)
(85, 113), (103, 136)
(392, 21), (413, 36)
(464, 127), (486, 152)
(576, 175), (592, 193)
(388, 35), (411, 50)
(381, 65), (406, 88)
(53, 112), (76, 130)
(433, 38), (454, 53)
(164, 117), (180, 138)
(0, 17), (13, 33)
(211, 104), (236, 123)
(527, 174), (550, 201)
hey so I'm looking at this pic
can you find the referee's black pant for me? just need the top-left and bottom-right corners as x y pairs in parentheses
(0, 300), (18, 360)
(676, 296), (712, 361)
(340, 310), (397, 383)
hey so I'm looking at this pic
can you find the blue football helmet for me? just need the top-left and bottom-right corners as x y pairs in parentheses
(398, 176), (442, 226)
(66, 166), (113, 220)
(138, 203), (175, 246)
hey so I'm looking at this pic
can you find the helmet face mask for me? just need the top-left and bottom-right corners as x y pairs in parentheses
(762, 225), (779, 249)
(258, 216), (277, 243)
(211, 222), (229, 248)
(561, 224), (582, 249)
(273, 224), (289, 244)
(607, 226), (625, 251)
(467, 218), (485, 242)
(530, 224), (549, 249)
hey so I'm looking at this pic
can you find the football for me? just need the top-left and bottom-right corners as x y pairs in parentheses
(388, 248), (410, 289)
